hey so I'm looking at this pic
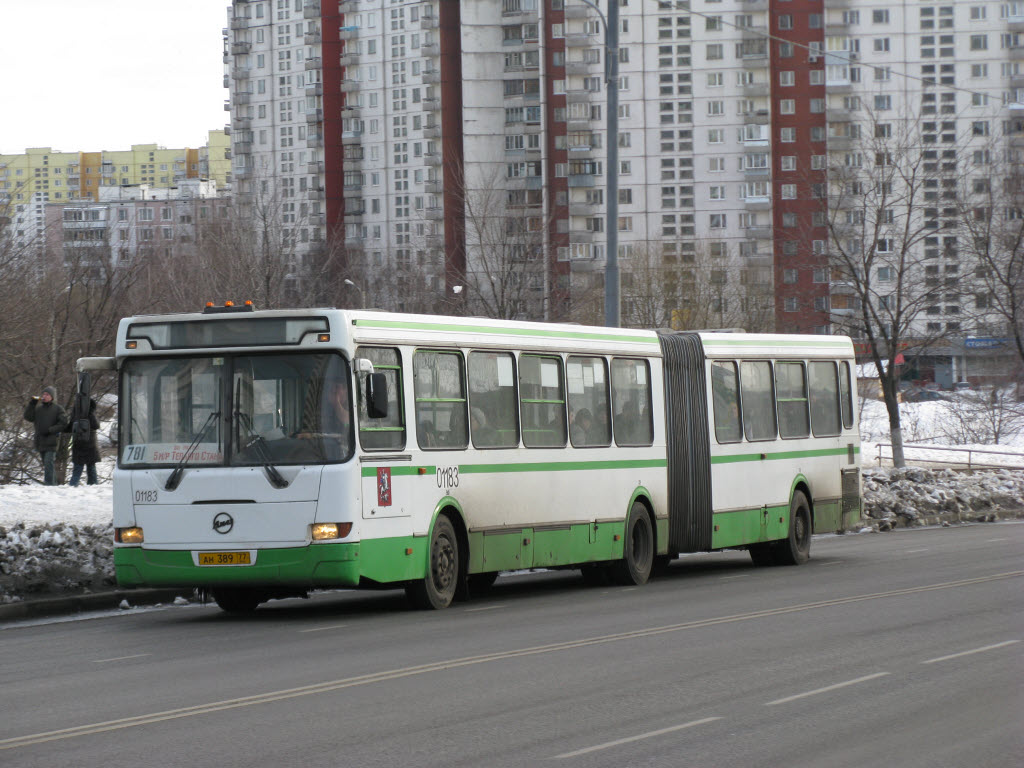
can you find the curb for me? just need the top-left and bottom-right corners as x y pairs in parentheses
(0, 588), (192, 623)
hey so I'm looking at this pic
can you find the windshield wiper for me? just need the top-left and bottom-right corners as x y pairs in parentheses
(234, 410), (289, 489)
(165, 410), (221, 491)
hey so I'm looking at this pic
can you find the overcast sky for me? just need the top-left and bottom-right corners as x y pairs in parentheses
(1, 1), (230, 155)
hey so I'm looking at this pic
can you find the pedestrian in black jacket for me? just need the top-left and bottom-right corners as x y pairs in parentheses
(24, 386), (69, 485)
(66, 396), (101, 486)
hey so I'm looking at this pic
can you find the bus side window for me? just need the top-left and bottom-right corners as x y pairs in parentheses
(740, 360), (777, 441)
(519, 354), (567, 448)
(468, 351), (519, 448)
(567, 355), (611, 447)
(414, 350), (468, 450)
(611, 358), (653, 446)
(839, 361), (854, 429)
(356, 346), (406, 451)
(775, 362), (810, 439)
(809, 361), (841, 437)
(711, 361), (742, 443)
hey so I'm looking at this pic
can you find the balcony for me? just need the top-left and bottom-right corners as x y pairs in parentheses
(233, 116), (252, 130)
(308, 161), (324, 174)
(827, 136), (853, 150)
(305, 82), (323, 96)
(223, 100), (232, 111)
(308, 187), (326, 200)
(223, 124), (232, 135)
(745, 225), (772, 239)
(1011, 46), (1024, 60)
(231, 41), (252, 54)
(305, 57), (323, 71)
(424, 125), (442, 138)
(234, 92), (252, 105)
(569, 201), (600, 216)
(743, 83), (770, 98)
(307, 135), (323, 148)
(744, 196), (772, 210)
(742, 165), (770, 177)
(564, 5), (590, 19)
(564, 61), (592, 76)
(421, 15), (439, 29)
(1007, 15), (1024, 31)
(564, 33), (598, 47)
(342, 131), (363, 144)
(230, 17), (249, 30)
(567, 174), (596, 187)
(422, 97), (441, 111)
(569, 230), (597, 243)
(344, 155), (363, 170)
(424, 207), (443, 220)
(826, 108), (853, 122)
(341, 80), (361, 92)
(345, 207), (364, 221)
(739, 0), (768, 10)
(303, 1), (320, 19)
(339, 28), (359, 40)
(425, 152), (443, 166)
(566, 90), (593, 103)
(423, 69), (441, 84)
(306, 108), (323, 123)
(421, 43), (440, 57)
(232, 67), (251, 80)
(825, 79), (853, 93)
(223, 74), (230, 88)
(342, 103), (361, 118)
(234, 167), (253, 180)
(234, 141), (252, 154)
(425, 180), (442, 193)
(339, 50), (359, 67)
(304, 31), (321, 45)
(339, 0), (359, 11)
(823, 0), (850, 6)
(740, 26), (769, 42)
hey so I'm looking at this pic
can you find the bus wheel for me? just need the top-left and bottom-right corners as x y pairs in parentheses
(775, 491), (812, 566)
(211, 588), (262, 614)
(611, 502), (654, 586)
(406, 515), (459, 609)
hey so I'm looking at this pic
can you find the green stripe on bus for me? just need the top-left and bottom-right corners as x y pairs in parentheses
(712, 446), (860, 464)
(702, 338), (851, 348)
(361, 458), (666, 477)
(353, 318), (661, 345)
(361, 465), (437, 477)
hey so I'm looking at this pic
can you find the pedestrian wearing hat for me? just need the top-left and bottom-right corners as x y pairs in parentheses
(24, 386), (69, 485)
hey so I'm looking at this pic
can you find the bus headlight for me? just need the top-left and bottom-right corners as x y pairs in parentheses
(311, 523), (352, 541)
(115, 527), (144, 544)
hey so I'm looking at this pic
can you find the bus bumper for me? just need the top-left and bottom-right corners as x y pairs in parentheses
(114, 543), (362, 589)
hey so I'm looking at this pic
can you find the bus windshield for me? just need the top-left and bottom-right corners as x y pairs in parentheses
(121, 353), (354, 467)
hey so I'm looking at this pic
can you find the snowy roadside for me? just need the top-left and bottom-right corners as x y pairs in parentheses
(2, 467), (1022, 606)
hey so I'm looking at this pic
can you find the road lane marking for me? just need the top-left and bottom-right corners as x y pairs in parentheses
(921, 640), (1019, 665)
(3, 569), (1020, 751)
(299, 624), (349, 633)
(554, 717), (722, 759)
(986, 538), (1008, 542)
(817, 560), (841, 566)
(904, 549), (929, 554)
(92, 654), (151, 663)
(464, 605), (506, 613)
(764, 672), (890, 706)
(719, 574), (748, 581)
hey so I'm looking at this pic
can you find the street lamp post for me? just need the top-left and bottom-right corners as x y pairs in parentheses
(343, 278), (364, 308)
(576, 0), (619, 327)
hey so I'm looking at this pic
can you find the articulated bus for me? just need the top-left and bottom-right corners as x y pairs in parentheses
(78, 304), (861, 613)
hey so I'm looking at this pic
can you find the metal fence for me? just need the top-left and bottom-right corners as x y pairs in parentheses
(874, 443), (1024, 470)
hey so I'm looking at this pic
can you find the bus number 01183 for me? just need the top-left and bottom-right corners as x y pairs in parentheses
(436, 466), (459, 490)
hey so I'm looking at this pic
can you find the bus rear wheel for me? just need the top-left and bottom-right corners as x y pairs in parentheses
(406, 515), (459, 609)
(775, 491), (812, 566)
(611, 502), (654, 586)
(211, 587), (262, 614)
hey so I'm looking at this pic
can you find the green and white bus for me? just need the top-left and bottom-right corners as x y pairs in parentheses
(79, 304), (861, 612)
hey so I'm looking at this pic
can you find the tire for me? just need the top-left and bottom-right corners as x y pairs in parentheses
(775, 491), (812, 566)
(406, 515), (459, 609)
(610, 502), (654, 586)
(211, 587), (262, 614)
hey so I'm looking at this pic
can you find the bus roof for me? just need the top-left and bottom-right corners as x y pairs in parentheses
(697, 332), (855, 360)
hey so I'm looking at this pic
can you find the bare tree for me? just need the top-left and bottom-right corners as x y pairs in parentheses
(825, 108), (954, 466)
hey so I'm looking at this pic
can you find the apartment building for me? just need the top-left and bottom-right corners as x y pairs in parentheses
(43, 180), (231, 276)
(0, 131), (231, 255)
(224, 0), (1022, 344)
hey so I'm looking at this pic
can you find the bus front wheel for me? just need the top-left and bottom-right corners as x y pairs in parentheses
(406, 515), (459, 609)
(611, 502), (654, 586)
(776, 491), (812, 566)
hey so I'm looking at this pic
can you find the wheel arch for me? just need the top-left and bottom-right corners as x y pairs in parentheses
(626, 486), (658, 552)
(789, 475), (814, 529)
(430, 496), (469, 579)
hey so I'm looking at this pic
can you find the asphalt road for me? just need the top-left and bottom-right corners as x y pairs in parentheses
(1, 524), (1021, 768)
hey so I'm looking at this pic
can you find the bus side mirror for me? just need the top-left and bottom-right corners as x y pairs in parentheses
(366, 373), (388, 419)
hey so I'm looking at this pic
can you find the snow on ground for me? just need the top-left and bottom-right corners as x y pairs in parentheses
(2, 397), (1022, 605)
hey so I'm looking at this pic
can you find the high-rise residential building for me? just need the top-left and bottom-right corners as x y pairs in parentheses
(0, 131), (232, 255)
(224, 0), (1023, 359)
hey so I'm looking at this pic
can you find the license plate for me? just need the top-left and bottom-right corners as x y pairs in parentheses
(198, 551), (252, 566)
